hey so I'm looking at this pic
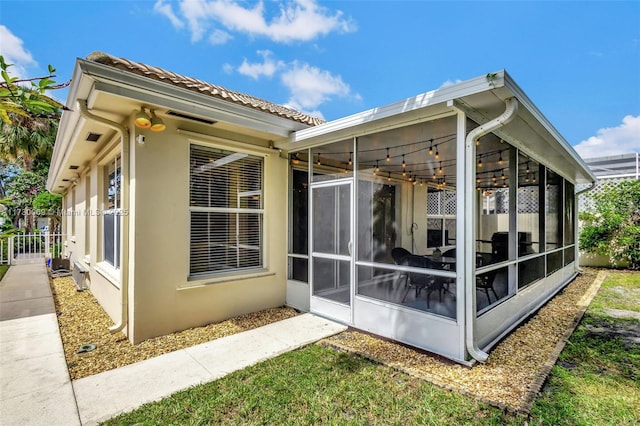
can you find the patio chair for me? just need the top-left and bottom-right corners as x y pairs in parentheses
(391, 247), (412, 287)
(476, 269), (499, 303)
(401, 255), (445, 308)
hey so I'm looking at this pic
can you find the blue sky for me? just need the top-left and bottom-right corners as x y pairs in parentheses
(1, 0), (638, 158)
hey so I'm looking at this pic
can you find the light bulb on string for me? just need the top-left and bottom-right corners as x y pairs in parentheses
(435, 146), (440, 159)
(478, 157), (483, 168)
(429, 140), (434, 155)
(402, 154), (406, 168)
(387, 172), (391, 182)
(348, 152), (352, 166)
(375, 160), (380, 173)
(498, 152), (504, 165)
(526, 162), (530, 174)
(385, 147), (391, 162)
(438, 162), (443, 173)
(316, 154), (321, 166)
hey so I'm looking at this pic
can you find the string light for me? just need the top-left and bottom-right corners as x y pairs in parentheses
(476, 139), (481, 146)
(478, 157), (483, 168)
(435, 146), (440, 159)
(375, 160), (380, 173)
(317, 154), (321, 166)
(498, 152), (504, 165)
(438, 162), (443, 173)
(348, 152), (352, 166)
(429, 140), (434, 155)
(526, 162), (530, 174)
(402, 154), (406, 168)
(525, 173), (530, 183)
(402, 169), (407, 177)
(387, 172), (391, 182)
(492, 172), (497, 182)
(501, 170), (506, 180)
(385, 147), (391, 162)
(532, 172), (537, 183)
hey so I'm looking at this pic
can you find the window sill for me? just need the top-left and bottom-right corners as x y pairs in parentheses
(95, 261), (121, 289)
(179, 269), (275, 290)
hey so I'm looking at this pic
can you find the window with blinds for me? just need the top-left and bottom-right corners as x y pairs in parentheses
(189, 144), (264, 277)
(104, 156), (121, 269)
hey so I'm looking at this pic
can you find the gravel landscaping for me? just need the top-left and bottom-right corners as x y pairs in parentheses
(319, 268), (605, 413)
(50, 276), (299, 380)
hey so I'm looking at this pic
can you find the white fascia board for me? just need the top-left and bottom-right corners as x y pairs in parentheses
(79, 59), (307, 139)
(46, 60), (93, 192)
(281, 71), (505, 151)
(502, 72), (597, 183)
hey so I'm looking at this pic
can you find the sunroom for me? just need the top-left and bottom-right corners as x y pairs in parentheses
(280, 71), (595, 364)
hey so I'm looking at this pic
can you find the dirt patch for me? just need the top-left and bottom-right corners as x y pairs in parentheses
(584, 320), (640, 348)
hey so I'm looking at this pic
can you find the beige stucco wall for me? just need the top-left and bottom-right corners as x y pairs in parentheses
(59, 113), (291, 343)
(127, 117), (289, 342)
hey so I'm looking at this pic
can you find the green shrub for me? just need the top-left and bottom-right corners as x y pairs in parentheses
(579, 180), (640, 269)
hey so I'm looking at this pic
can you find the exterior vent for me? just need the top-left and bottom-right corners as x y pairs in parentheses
(85, 132), (102, 142)
(69, 165), (79, 170)
(166, 111), (216, 125)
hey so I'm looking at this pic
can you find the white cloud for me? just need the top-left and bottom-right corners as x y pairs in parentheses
(209, 29), (232, 45)
(162, 0), (355, 44)
(154, 0), (185, 29)
(237, 50), (283, 79)
(0, 25), (37, 76)
(222, 63), (234, 74)
(573, 115), (640, 159)
(281, 61), (352, 117)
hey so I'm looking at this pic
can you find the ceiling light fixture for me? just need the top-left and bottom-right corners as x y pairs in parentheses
(134, 108), (151, 129)
(149, 110), (166, 132)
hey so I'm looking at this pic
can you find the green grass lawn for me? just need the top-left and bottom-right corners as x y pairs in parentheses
(529, 271), (640, 426)
(103, 271), (639, 426)
(0, 265), (9, 282)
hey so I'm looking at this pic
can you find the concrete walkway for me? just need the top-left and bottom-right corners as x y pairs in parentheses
(0, 264), (347, 425)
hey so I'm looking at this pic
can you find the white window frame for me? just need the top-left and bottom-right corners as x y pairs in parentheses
(188, 143), (265, 279)
(103, 155), (121, 269)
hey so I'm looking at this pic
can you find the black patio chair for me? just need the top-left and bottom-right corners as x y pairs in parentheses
(401, 255), (445, 308)
(391, 247), (412, 287)
(476, 269), (499, 303)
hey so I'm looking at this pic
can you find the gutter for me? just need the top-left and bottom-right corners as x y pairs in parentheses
(458, 97), (519, 363)
(77, 99), (130, 335)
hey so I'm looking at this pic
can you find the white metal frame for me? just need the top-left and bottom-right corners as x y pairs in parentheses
(309, 178), (354, 324)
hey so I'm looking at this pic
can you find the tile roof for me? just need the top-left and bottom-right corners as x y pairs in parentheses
(86, 51), (325, 127)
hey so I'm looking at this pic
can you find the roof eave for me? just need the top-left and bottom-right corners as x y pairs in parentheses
(78, 59), (310, 138)
(278, 71), (501, 151)
(502, 71), (597, 184)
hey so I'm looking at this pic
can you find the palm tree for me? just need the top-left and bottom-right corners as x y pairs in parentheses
(0, 116), (57, 171)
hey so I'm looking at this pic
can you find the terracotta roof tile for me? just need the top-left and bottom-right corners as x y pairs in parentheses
(86, 51), (325, 127)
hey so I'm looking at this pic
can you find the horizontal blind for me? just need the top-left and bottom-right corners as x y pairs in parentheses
(190, 145), (262, 208)
(189, 145), (263, 276)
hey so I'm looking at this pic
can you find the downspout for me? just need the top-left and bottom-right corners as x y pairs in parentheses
(461, 97), (518, 363)
(77, 99), (130, 335)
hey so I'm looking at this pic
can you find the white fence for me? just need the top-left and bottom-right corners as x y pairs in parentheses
(0, 233), (65, 265)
